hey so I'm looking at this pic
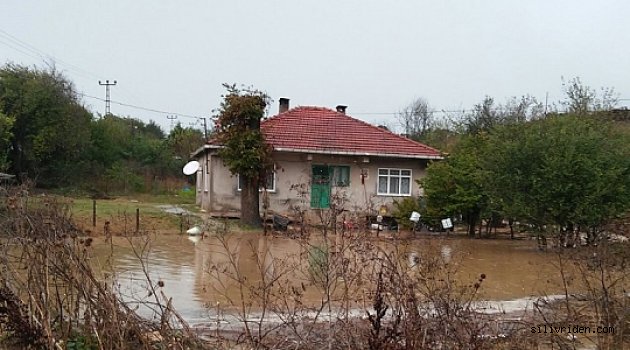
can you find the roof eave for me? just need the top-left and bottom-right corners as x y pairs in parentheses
(192, 144), (443, 160)
(191, 144), (221, 158)
(273, 147), (444, 160)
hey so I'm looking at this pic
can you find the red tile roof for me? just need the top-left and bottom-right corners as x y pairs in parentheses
(260, 107), (441, 159)
(199, 106), (442, 159)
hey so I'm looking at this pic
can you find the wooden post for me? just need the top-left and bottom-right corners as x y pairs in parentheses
(92, 200), (96, 227)
(135, 208), (140, 233)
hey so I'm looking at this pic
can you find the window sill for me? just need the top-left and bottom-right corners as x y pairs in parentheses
(376, 193), (412, 197)
(237, 189), (277, 193)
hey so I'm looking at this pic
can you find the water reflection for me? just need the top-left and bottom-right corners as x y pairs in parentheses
(441, 245), (452, 263)
(408, 251), (421, 267)
(93, 234), (561, 326)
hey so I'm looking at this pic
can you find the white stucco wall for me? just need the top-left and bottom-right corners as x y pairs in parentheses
(195, 150), (432, 217)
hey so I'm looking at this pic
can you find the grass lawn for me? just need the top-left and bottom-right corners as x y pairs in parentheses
(68, 193), (201, 235)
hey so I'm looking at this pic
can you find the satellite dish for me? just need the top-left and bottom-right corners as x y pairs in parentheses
(182, 161), (200, 175)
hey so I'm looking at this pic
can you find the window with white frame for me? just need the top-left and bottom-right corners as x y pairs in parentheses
(377, 168), (412, 196)
(237, 170), (276, 192)
(331, 166), (350, 187)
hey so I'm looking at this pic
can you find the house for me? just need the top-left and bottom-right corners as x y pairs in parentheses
(191, 98), (442, 219)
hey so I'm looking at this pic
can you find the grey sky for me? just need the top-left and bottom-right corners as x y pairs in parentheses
(2, 1), (629, 133)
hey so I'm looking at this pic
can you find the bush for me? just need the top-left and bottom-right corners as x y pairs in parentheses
(178, 186), (196, 201)
(308, 245), (329, 286)
(392, 196), (422, 230)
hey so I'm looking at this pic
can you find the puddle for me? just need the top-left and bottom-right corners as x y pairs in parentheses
(91, 233), (570, 327)
(155, 204), (195, 216)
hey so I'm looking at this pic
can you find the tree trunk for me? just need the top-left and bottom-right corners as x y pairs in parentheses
(467, 211), (476, 237)
(240, 175), (262, 227)
(478, 220), (482, 238)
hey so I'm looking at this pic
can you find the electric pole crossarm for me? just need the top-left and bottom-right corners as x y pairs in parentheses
(167, 115), (178, 133)
(98, 79), (117, 116)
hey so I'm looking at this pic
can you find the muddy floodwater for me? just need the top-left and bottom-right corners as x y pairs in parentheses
(90, 232), (564, 326)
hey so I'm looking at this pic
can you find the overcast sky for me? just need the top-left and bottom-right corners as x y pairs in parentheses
(2, 1), (629, 133)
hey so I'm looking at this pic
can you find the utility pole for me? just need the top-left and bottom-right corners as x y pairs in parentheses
(98, 80), (117, 116)
(167, 115), (178, 133)
(192, 118), (208, 139)
(202, 117), (208, 140)
(544, 92), (549, 117)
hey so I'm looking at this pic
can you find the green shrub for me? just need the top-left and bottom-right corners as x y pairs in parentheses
(67, 333), (98, 350)
(308, 245), (329, 286)
(178, 187), (196, 201)
(393, 197), (422, 230)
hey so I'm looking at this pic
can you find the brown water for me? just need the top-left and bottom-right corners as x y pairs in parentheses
(90, 233), (565, 326)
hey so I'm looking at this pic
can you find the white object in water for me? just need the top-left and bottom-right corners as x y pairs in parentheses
(186, 225), (202, 236)
(187, 235), (201, 244)
(370, 223), (384, 230)
(408, 252), (420, 267)
(441, 245), (452, 263)
(608, 234), (629, 243)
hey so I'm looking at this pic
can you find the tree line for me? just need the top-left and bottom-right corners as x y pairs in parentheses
(2, 63), (628, 237)
(0, 64), (204, 194)
(400, 79), (630, 243)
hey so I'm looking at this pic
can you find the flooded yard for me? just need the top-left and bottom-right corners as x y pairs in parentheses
(92, 232), (566, 327)
(1, 190), (625, 348)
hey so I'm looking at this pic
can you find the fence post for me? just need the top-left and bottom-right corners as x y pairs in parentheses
(136, 208), (140, 233)
(92, 200), (96, 227)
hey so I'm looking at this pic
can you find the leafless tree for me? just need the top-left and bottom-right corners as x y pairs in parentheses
(561, 76), (618, 115)
(397, 97), (434, 138)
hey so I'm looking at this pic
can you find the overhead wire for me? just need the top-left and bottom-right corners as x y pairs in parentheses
(0, 28), (150, 106)
(78, 93), (203, 119)
(3, 28), (628, 128)
(0, 28), (208, 126)
(0, 28), (544, 122)
(0, 38), (44, 62)
(0, 29), (101, 80)
(353, 110), (468, 116)
(0, 28), (203, 117)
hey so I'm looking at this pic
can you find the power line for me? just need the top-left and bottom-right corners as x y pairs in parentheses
(0, 29), (53, 60)
(166, 115), (178, 132)
(352, 109), (478, 116)
(0, 28), (153, 106)
(80, 93), (210, 136)
(0, 28), (101, 80)
(79, 92), (202, 119)
(0, 38), (44, 62)
(352, 104), (556, 116)
(0, 28), (206, 135)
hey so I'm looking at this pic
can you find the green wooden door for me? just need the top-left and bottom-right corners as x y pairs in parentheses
(311, 165), (331, 209)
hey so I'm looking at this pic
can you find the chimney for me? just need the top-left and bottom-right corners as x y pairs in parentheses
(279, 98), (290, 113)
(336, 105), (347, 114)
